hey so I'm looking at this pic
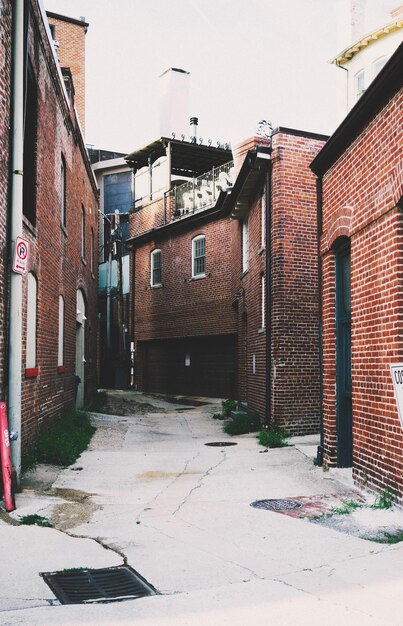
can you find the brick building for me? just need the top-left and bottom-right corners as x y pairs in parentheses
(2, 0), (98, 483)
(229, 128), (327, 434)
(46, 11), (88, 133)
(311, 43), (403, 500)
(127, 137), (237, 398)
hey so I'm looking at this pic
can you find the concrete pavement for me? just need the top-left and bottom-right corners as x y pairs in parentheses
(1, 393), (403, 625)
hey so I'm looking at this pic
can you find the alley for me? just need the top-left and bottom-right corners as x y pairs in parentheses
(1, 393), (403, 625)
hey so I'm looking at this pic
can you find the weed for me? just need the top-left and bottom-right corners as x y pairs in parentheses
(257, 426), (288, 448)
(22, 410), (96, 471)
(20, 514), (52, 528)
(224, 412), (261, 435)
(212, 413), (224, 420)
(322, 460), (329, 472)
(373, 531), (403, 545)
(331, 499), (363, 515)
(371, 487), (396, 510)
(221, 399), (237, 417)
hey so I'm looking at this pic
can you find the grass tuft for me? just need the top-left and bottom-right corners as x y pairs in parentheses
(371, 487), (396, 510)
(20, 514), (52, 527)
(373, 531), (403, 544)
(257, 427), (288, 448)
(221, 399), (238, 417)
(22, 410), (96, 471)
(331, 499), (363, 515)
(223, 412), (261, 435)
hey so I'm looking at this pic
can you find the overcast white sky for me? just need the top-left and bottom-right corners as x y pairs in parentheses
(44, 0), (398, 153)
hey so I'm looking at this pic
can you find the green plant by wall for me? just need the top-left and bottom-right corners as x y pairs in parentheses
(221, 399), (237, 417)
(224, 412), (261, 435)
(371, 487), (396, 510)
(331, 499), (362, 515)
(257, 427), (288, 448)
(22, 410), (96, 471)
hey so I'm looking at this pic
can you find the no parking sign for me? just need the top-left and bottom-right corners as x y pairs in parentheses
(12, 236), (30, 275)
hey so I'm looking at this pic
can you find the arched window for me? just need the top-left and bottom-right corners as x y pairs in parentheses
(58, 295), (64, 367)
(61, 154), (66, 226)
(192, 235), (206, 278)
(26, 273), (38, 369)
(151, 249), (162, 286)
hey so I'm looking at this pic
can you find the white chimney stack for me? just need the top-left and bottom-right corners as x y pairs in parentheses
(159, 67), (190, 139)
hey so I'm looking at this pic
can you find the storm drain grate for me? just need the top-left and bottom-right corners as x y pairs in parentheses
(250, 499), (304, 511)
(205, 441), (238, 447)
(41, 565), (157, 605)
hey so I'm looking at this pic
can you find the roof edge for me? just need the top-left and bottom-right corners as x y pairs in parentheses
(311, 41), (403, 177)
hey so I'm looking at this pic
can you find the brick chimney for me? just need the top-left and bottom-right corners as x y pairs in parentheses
(46, 12), (88, 134)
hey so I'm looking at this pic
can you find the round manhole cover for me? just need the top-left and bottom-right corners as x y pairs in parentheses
(205, 442), (238, 447)
(250, 499), (303, 511)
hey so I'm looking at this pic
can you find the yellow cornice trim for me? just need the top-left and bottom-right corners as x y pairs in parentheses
(332, 20), (403, 65)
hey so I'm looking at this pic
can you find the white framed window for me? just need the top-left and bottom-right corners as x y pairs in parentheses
(61, 154), (66, 226)
(151, 249), (162, 286)
(242, 218), (249, 273)
(26, 273), (37, 368)
(355, 70), (365, 100)
(81, 205), (85, 259)
(373, 56), (387, 78)
(260, 191), (265, 248)
(192, 235), (206, 278)
(261, 274), (265, 329)
(58, 295), (64, 367)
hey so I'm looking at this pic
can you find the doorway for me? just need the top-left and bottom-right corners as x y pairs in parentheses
(335, 239), (352, 467)
(76, 289), (86, 408)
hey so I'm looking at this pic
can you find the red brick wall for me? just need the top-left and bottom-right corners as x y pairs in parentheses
(133, 218), (237, 343)
(232, 131), (324, 434)
(320, 88), (403, 500)
(47, 13), (87, 133)
(19, 1), (98, 450)
(0, 0), (12, 400)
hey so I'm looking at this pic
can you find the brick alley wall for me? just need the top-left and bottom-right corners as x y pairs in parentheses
(19, 0), (98, 450)
(320, 87), (403, 500)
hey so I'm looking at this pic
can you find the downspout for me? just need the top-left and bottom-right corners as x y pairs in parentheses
(335, 61), (349, 114)
(8, 0), (25, 488)
(265, 158), (273, 427)
(314, 176), (324, 466)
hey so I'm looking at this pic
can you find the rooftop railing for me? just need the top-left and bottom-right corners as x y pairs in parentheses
(172, 160), (234, 219)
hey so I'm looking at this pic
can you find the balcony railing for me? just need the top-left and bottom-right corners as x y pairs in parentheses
(172, 160), (234, 219)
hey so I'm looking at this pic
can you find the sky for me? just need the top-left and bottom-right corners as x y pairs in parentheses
(44, 0), (398, 153)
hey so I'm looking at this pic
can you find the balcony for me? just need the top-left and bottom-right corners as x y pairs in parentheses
(170, 160), (234, 220)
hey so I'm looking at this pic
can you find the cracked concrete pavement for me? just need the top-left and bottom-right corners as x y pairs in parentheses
(1, 392), (403, 625)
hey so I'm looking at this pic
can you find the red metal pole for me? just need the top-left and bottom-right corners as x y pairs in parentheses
(0, 403), (15, 512)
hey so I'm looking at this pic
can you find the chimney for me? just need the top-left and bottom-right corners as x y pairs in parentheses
(159, 68), (190, 139)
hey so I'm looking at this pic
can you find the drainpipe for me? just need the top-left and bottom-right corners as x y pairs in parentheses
(8, 0), (25, 488)
(265, 158), (273, 427)
(314, 176), (324, 466)
(335, 61), (349, 114)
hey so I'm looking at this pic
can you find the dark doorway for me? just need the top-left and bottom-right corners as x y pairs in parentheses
(335, 239), (352, 467)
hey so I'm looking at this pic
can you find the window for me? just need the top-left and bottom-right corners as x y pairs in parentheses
(23, 61), (38, 226)
(26, 273), (37, 369)
(355, 70), (365, 100)
(242, 218), (249, 273)
(373, 56), (387, 78)
(90, 228), (95, 275)
(58, 296), (64, 367)
(261, 274), (265, 329)
(192, 235), (206, 278)
(260, 191), (265, 248)
(61, 154), (66, 227)
(151, 249), (162, 286)
(81, 205), (85, 259)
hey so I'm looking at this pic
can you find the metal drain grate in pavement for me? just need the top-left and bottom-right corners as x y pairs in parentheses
(205, 442), (238, 447)
(250, 499), (303, 511)
(41, 565), (157, 604)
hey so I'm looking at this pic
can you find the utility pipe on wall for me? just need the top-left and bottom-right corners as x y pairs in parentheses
(8, 0), (24, 488)
(264, 159), (273, 427)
